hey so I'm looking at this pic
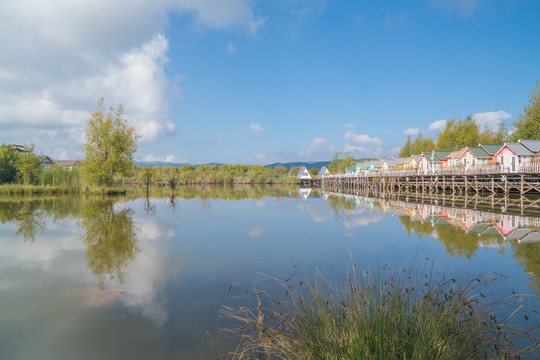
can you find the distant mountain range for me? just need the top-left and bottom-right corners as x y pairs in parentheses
(135, 159), (367, 170)
(135, 160), (333, 170)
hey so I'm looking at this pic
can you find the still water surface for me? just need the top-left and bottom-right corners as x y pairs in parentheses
(0, 186), (538, 359)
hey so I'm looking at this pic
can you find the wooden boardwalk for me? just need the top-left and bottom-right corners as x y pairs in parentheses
(322, 172), (540, 196)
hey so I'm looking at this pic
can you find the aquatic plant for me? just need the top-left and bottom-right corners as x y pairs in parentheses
(220, 262), (539, 359)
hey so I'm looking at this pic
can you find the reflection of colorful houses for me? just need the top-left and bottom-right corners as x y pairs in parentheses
(298, 188), (311, 201)
(495, 215), (519, 238)
(417, 205), (431, 222)
(518, 231), (540, 244)
(319, 190), (330, 201)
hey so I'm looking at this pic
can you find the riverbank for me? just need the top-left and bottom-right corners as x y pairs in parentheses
(0, 184), (127, 195)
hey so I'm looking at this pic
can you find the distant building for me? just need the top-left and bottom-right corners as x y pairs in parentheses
(7, 144), (31, 153)
(53, 160), (80, 170)
(317, 166), (330, 179)
(296, 166), (312, 179)
(38, 156), (54, 168)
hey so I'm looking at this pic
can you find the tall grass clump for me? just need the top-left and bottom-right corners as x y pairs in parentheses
(220, 262), (539, 359)
(41, 166), (83, 188)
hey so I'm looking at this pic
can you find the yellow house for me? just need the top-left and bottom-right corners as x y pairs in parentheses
(404, 154), (421, 169)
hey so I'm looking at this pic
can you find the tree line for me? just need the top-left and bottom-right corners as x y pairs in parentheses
(399, 81), (540, 157)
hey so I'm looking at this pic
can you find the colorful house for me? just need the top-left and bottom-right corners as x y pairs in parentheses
(381, 158), (398, 171)
(38, 156), (54, 168)
(296, 166), (312, 179)
(518, 139), (540, 154)
(447, 148), (467, 167)
(317, 166), (330, 179)
(460, 146), (491, 168)
(368, 159), (383, 172)
(404, 154), (421, 169)
(392, 157), (409, 170)
(478, 144), (504, 163)
(494, 143), (534, 172)
(418, 151), (452, 171)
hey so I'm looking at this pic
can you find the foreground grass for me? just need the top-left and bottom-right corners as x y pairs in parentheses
(220, 263), (539, 360)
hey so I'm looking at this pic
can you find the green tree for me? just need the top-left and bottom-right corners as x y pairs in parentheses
(399, 136), (412, 157)
(0, 145), (18, 183)
(15, 146), (43, 184)
(139, 166), (153, 193)
(436, 116), (479, 151)
(410, 132), (436, 154)
(512, 81), (540, 141)
(81, 98), (138, 186)
(309, 167), (320, 177)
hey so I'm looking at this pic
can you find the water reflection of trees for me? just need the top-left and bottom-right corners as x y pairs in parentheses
(128, 184), (296, 204)
(0, 197), (83, 242)
(79, 199), (139, 289)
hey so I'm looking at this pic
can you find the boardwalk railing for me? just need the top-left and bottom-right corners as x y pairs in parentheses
(326, 163), (540, 179)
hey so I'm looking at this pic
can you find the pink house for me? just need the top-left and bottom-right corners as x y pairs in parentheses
(494, 143), (534, 172)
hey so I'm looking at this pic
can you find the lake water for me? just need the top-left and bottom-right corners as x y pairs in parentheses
(0, 186), (538, 359)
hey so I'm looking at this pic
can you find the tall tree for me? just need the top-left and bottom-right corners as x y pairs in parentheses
(410, 132), (436, 154)
(436, 115), (479, 151)
(81, 98), (138, 186)
(399, 136), (413, 157)
(15, 145), (42, 184)
(512, 81), (540, 141)
(0, 145), (18, 183)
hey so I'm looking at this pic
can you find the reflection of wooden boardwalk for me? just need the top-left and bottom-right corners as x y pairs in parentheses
(298, 178), (321, 187)
(326, 185), (540, 217)
(322, 173), (540, 196)
(326, 190), (540, 243)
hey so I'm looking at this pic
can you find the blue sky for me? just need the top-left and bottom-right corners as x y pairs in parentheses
(1, 0), (539, 164)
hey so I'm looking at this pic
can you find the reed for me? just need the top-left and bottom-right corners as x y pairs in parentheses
(220, 262), (539, 359)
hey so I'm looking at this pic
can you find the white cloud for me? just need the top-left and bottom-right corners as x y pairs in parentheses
(428, 119), (447, 132)
(343, 213), (384, 230)
(0, 0), (262, 158)
(142, 154), (187, 163)
(226, 41), (237, 54)
(248, 123), (265, 133)
(345, 123), (355, 129)
(255, 153), (266, 161)
(430, 0), (483, 17)
(343, 143), (366, 155)
(297, 137), (333, 158)
(343, 130), (383, 146)
(473, 111), (511, 128)
(249, 228), (264, 238)
(403, 128), (421, 136)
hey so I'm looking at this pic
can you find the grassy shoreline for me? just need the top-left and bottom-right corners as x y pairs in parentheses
(0, 184), (127, 195)
(221, 262), (539, 360)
